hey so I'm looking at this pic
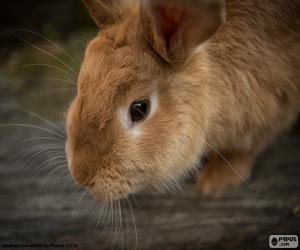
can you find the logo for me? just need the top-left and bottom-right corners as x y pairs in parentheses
(271, 237), (279, 247)
(269, 235), (298, 248)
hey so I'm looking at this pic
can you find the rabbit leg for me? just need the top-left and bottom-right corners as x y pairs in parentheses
(197, 151), (254, 195)
(198, 133), (275, 195)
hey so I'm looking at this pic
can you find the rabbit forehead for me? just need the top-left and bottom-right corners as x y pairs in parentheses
(80, 34), (160, 89)
(74, 35), (161, 132)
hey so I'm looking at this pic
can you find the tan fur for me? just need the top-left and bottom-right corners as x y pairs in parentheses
(66, 0), (300, 199)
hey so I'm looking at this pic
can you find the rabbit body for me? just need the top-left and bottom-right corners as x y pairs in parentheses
(66, 0), (300, 198)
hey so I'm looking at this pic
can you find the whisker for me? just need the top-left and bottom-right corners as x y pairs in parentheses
(113, 199), (123, 250)
(110, 201), (118, 250)
(21, 136), (64, 143)
(105, 199), (113, 233)
(63, 175), (95, 207)
(118, 200), (124, 250)
(8, 30), (78, 77)
(126, 198), (138, 250)
(122, 199), (130, 250)
(4, 106), (66, 137)
(81, 197), (97, 217)
(39, 156), (68, 167)
(44, 78), (76, 86)
(19, 142), (65, 155)
(205, 141), (258, 191)
(110, 199), (115, 240)
(103, 198), (110, 228)
(20, 157), (65, 181)
(41, 163), (69, 187)
(73, 189), (89, 213)
(62, 185), (85, 208)
(58, 173), (77, 189)
(16, 149), (65, 167)
(22, 147), (62, 167)
(7, 28), (81, 68)
(0, 124), (66, 139)
(94, 198), (107, 231)
(129, 194), (141, 214)
(15, 142), (65, 161)
(103, 198), (113, 232)
(18, 149), (66, 176)
(13, 64), (75, 82)
(15, 87), (76, 101)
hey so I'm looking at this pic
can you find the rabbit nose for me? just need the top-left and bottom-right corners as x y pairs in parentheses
(65, 142), (97, 187)
(71, 164), (95, 187)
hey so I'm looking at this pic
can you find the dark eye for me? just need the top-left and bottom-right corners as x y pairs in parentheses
(130, 100), (150, 123)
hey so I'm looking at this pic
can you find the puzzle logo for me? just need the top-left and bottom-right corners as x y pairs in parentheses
(269, 235), (298, 248)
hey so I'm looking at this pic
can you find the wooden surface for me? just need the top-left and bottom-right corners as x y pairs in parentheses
(0, 122), (299, 250)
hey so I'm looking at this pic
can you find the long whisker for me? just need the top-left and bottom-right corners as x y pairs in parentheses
(100, 198), (110, 231)
(123, 199), (129, 250)
(21, 136), (64, 143)
(13, 64), (75, 81)
(18, 151), (66, 179)
(44, 78), (76, 86)
(17, 144), (66, 164)
(63, 175), (95, 207)
(0, 124), (66, 139)
(81, 197), (97, 217)
(15, 142), (65, 161)
(112, 199), (123, 250)
(73, 189), (89, 213)
(110, 200), (115, 247)
(7, 28), (80, 68)
(16, 148), (66, 176)
(4, 106), (66, 136)
(16, 87), (76, 101)
(205, 141), (258, 191)
(105, 198), (113, 234)
(20, 145), (64, 168)
(118, 200), (124, 250)
(62, 185), (85, 207)
(110, 201), (118, 250)
(95, 198), (107, 231)
(42, 163), (69, 187)
(8, 31), (78, 77)
(126, 198), (138, 250)
(129, 194), (141, 214)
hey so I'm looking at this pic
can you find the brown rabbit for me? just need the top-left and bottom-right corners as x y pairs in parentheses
(65, 0), (300, 199)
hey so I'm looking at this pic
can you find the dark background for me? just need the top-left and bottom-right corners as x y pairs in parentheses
(0, 0), (92, 59)
(0, 1), (299, 250)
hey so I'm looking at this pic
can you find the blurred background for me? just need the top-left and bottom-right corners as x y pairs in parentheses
(0, 0), (92, 122)
(0, 1), (299, 250)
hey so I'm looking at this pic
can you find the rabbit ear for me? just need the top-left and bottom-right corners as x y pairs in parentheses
(82, 0), (127, 29)
(140, 0), (225, 64)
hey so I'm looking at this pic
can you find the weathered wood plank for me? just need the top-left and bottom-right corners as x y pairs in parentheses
(0, 122), (299, 250)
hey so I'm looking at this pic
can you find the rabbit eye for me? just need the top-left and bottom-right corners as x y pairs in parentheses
(130, 100), (150, 123)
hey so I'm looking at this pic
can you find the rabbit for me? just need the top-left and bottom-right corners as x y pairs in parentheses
(65, 0), (300, 200)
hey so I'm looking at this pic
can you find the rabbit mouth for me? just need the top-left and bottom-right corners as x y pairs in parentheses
(88, 184), (126, 201)
(87, 176), (146, 201)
